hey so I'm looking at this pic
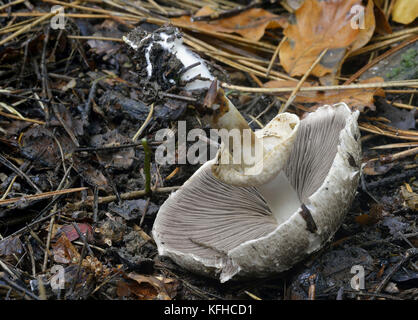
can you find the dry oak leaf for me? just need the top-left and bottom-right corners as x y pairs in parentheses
(52, 234), (80, 264)
(374, 3), (392, 35)
(264, 77), (385, 112)
(171, 6), (287, 42)
(56, 223), (94, 242)
(349, 0), (376, 53)
(392, 0), (418, 24)
(117, 273), (176, 300)
(279, 0), (375, 77)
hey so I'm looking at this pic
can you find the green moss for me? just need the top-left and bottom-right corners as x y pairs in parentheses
(386, 48), (418, 80)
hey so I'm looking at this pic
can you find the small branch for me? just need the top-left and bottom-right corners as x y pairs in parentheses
(67, 35), (123, 42)
(0, 187), (88, 206)
(69, 234), (88, 295)
(221, 80), (418, 93)
(0, 0), (25, 11)
(73, 222), (95, 257)
(132, 103), (154, 142)
(266, 36), (287, 77)
(93, 186), (99, 223)
(52, 104), (80, 147)
(161, 92), (197, 102)
(84, 77), (102, 122)
(73, 142), (158, 153)
(0, 154), (42, 194)
(141, 138), (152, 196)
(0, 10), (58, 46)
(349, 34), (414, 57)
(0, 272), (40, 300)
(343, 289), (402, 300)
(0, 110), (45, 125)
(345, 35), (418, 85)
(71, 186), (180, 209)
(178, 62), (201, 76)
(42, 214), (55, 272)
(373, 248), (418, 298)
(147, 0), (168, 14)
(365, 167), (418, 190)
(380, 147), (418, 163)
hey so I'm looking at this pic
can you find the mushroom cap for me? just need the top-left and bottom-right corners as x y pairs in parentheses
(152, 103), (361, 282)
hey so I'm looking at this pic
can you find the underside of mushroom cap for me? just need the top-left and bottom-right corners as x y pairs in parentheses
(152, 103), (361, 282)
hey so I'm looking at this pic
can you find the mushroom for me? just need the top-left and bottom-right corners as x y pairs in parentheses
(123, 26), (361, 282)
(153, 103), (361, 282)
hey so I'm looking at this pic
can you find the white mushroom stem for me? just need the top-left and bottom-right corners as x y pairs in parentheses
(158, 34), (214, 90)
(257, 172), (301, 225)
(210, 97), (250, 132)
(123, 30), (214, 90)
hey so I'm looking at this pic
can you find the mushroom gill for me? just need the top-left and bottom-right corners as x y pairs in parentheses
(285, 104), (352, 204)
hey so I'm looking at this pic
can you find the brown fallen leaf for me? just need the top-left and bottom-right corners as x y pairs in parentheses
(0, 236), (23, 257)
(363, 160), (394, 176)
(355, 214), (376, 226)
(264, 77), (385, 111)
(172, 6), (287, 41)
(392, 0), (418, 25)
(117, 272), (177, 300)
(349, 0), (376, 53)
(355, 204), (386, 225)
(56, 223), (94, 242)
(374, 3), (392, 35)
(52, 234), (80, 264)
(279, 0), (375, 77)
(52, 234), (111, 281)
